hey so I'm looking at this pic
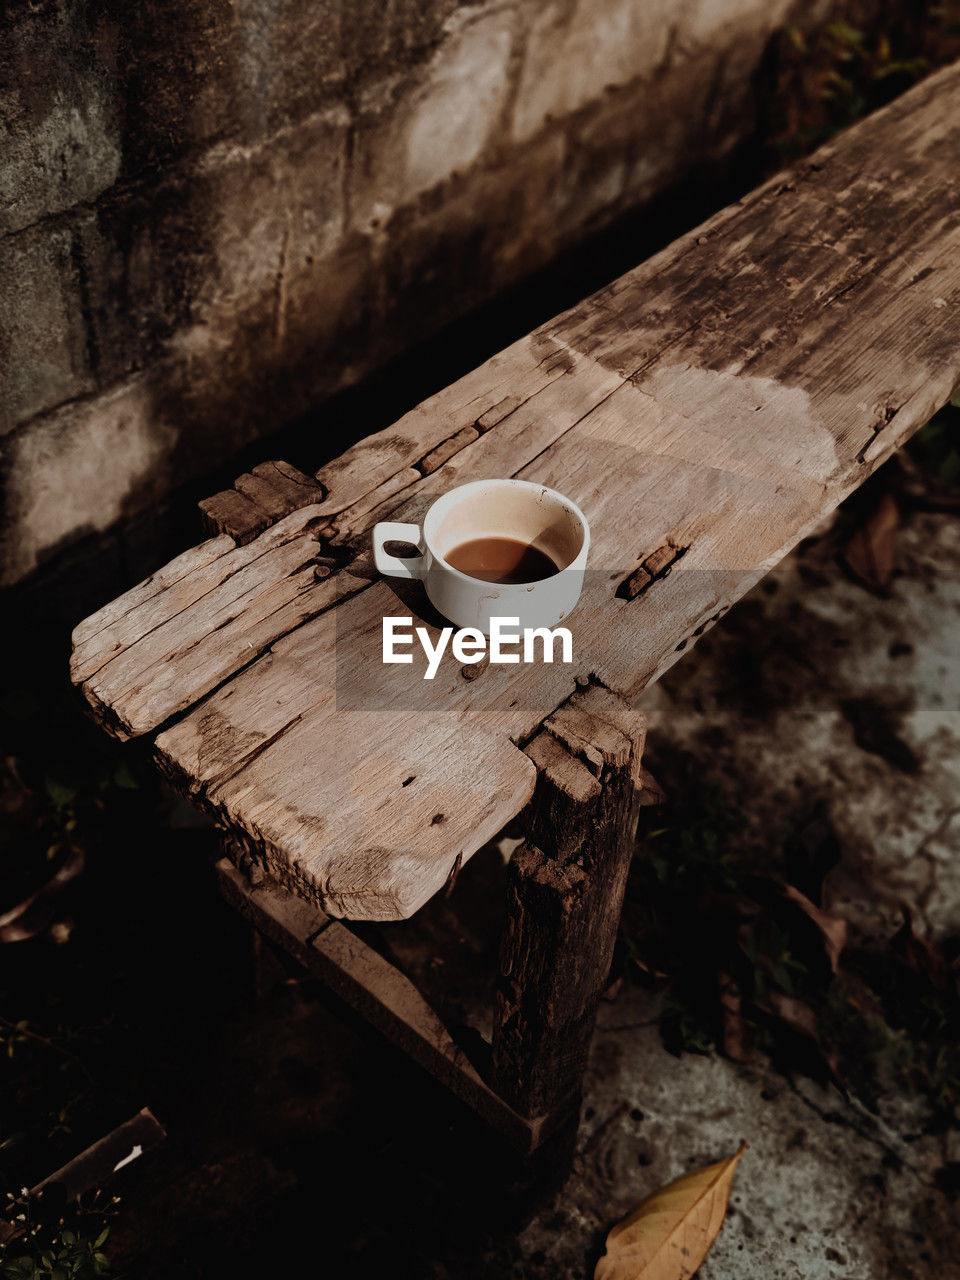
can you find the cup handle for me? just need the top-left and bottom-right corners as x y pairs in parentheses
(372, 521), (426, 580)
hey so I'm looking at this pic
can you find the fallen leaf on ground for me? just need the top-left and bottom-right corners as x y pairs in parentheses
(753, 987), (844, 1087)
(602, 975), (625, 1002)
(784, 883), (848, 974)
(594, 1143), (746, 1280)
(753, 986), (819, 1039)
(843, 492), (899, 590)
(783, 809), (842, 905)
(0, 847), (85, 943)
(893, 909), (950, 991)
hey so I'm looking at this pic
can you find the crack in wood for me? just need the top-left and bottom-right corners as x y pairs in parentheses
(616, 541), (689, 600)
(201, 712), (306, 794)
(414, 425), (480, 475)
(476, 395), (523, 430)
(856, 401), (900, 464)
(442, 851), (463, 898)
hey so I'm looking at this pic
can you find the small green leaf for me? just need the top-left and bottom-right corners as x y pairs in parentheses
(44, 779), (78, 809)
(827, 20), (864, 45)
(92, 1230), (108, 1250)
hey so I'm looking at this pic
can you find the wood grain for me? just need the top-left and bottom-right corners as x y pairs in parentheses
(72, 65), (960, 919)
(71, 506), (369, 739)
(200, 461), (324, 544)
(492, 683), (646, 1117)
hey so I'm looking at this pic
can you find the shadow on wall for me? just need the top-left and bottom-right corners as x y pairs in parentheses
(1, 0), (878, 601)
(2, 0), (946, 619)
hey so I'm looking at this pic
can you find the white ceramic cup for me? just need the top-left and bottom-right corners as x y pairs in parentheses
(372, 478), (590, 634)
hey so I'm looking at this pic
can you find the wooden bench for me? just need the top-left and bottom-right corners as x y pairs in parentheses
(70, 64), (960, 1152)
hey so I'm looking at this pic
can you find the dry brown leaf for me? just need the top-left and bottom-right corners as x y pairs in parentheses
(843, 492), (899, 590)
(0, 847), (85, 943)
(753, 987), (845, 1087)
(893, 909), (950, 991)
(753, 986), (818, 1039)
(594, 1143), (746, 1280)
(602, 975), (625, 1002)
(784, 883), (848, 974)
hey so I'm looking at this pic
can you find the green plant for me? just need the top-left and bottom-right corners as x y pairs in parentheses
(0, 1192), (117, 1280)
(909, 397), (960, 485)
(765, 8), (960, 160)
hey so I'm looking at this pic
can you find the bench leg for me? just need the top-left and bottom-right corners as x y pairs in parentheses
(216, 682), (648, 1155)
(492, 683), (646, 1127)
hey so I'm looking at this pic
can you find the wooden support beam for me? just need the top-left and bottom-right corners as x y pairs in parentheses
(492, 682), (646, 1120)
(216, 857), (549, 1153)
(0, 1108), (165, 1242)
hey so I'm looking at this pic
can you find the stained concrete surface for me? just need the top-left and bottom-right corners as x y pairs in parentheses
(641, 509), (960, 947)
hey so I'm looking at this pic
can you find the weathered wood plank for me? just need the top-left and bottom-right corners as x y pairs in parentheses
(71, 510), (320, 683)
(247, 459), (325, 509)
(74, 345), (626, 745)
(319, 344), (625, 547)
(28, 1109), (165, 1205)
(216, 858), (546, 1152)
(73, 65), (960, 921)
(199, 488), (270, 545)
(417, 424), (480, 475)
(159, 394), (807, 789)
(200, 461), (325, 543)
(72, 506), (366, 737)
(161, 702), (538, 920)
(71, 533), (235, 652)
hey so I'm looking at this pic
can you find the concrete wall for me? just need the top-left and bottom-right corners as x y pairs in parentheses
(1, 0), (848, 587)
